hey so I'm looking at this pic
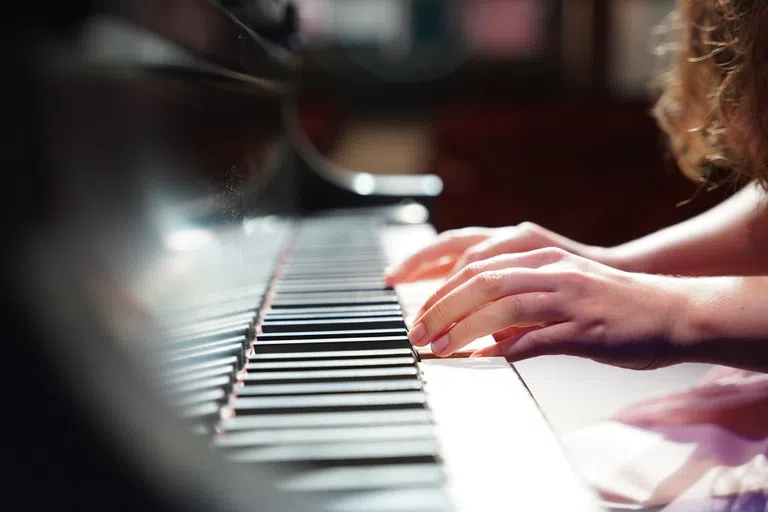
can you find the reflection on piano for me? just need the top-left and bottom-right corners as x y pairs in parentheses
(3, 1), (602, 511)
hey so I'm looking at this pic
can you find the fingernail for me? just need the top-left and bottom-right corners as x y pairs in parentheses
(431, 334), (449, 355)
(409, 323), (426, 345)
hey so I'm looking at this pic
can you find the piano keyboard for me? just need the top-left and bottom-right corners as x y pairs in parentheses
(154, 213), (454, 511)
(147, 212), (600, 512)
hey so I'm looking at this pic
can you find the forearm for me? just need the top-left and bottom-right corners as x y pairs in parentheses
(676, 275), (768, 372)
(592, 182), (768, 276)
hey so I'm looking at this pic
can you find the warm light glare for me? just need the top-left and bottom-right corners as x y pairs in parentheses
(352, 173), (376, 195)
(165, 228), (215, 251)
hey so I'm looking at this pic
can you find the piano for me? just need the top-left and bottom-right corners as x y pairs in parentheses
(2, 1), (602, 511)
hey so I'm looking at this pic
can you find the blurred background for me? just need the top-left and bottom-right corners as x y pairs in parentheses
(292, 0), (731, 246)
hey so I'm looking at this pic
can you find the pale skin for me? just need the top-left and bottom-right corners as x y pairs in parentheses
(384, 182), (768, 372)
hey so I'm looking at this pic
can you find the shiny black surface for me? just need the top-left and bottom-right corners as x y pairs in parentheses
(4, 1), (297, 511)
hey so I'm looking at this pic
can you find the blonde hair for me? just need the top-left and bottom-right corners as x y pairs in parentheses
(653, 0), (768, 188)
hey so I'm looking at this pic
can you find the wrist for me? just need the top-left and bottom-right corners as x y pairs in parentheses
(669, 276), (768, 370)
(578, 244), (640, 272)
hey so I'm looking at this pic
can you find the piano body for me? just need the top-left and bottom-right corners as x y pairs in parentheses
(2, 1), (602, 511)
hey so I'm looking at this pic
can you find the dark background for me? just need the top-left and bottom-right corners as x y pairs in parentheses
(294, 0), (732, 246)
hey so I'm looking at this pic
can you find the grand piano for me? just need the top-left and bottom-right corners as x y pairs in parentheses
(3, 1), (602, 510)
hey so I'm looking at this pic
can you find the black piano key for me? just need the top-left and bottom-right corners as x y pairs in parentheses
(163, 356), (239, 377)
(165, 364), (235, 386)
(165, 325), (252, 348)
(241, 367), (419, 383)
(232, 392), (426, 415)
(165, 312), (255, 339)
(179, 401), (221, 424)
(234, 380), (423, 396)
(168, 375), (233, 397)
(166, 286), (266, 311)
(248, 348), (414, 361)
(214, 424), (436, 448)
(250, 337), (414, 356)
(275, 282), (388, 293)
(164, 342), (246, 368)
(275, 276), (387, 286)
(263, 310), (401, 321)
(280, 271), (385, 281)
(289, 247), (383, 257)
(264, 304), (401, 317)
(244, 356), (415, 371)
(165, 300), (259, 326)
(270, 296), (399, 308)
(256, 328), (407, 341)
(176, 388), (227, 407)
(273, 290), (395, 301)
(282, 260), (385, 269)
(164, 336), (248, 357)
(225, 439), (439, 465)
(220, 409), (433, 431)
(260, 317), (406, 333)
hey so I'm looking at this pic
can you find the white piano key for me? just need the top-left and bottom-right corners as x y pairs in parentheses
(220, 410), (432, 430)
(325, 487), (452, 512)
(215, 424), (435, 447)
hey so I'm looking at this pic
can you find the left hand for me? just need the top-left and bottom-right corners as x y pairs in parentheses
(407, 247), (702, 370)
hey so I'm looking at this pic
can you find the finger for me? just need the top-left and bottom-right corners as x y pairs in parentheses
(470, 324), (542, 358)
(410, 269), (556, 347)
(429, 293), (565, 357)
(413, 249), (568, 323)
(387, 259), (456, 285)
(471, 322), (576, 361)
(492, 324), (544, 342)
(449, 238), (507, 275)
(449, 227), (546, 275)
(384, 231), (489, 284)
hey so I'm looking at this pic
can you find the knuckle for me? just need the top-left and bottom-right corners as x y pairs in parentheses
(422, 291), (440, 310)
(557, 268), (585, 284)
(473, 271), (505, 296)
(554, 269), (591, 293)
(427, 299), (451, 327)
(517, 221), (541, 235)
(502, 293), (523, 316)
(436, 229), (460, 241)
(455, 227), (484, 239)
(462, 261), (486, 279)
(576, 315), (608, 343)
(541, 246), (570, 259)
(449, 321), (471, 345)
(463, 247), (483, 262)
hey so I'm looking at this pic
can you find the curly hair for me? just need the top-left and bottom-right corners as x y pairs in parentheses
(653, 0), (768, 188)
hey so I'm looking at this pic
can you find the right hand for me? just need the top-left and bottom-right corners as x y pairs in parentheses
(384, 222), (601, 286)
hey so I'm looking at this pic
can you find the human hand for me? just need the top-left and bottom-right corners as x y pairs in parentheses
(383, 227), (501, 284)
(384, 222), (603, 286)
(407, 247), (704, 370)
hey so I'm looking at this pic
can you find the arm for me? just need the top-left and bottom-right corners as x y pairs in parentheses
(678, 274), (768, 372)
(407, 249), (768, 373)
(601, 182), (768, 276)
(386, 183), (768, 286)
